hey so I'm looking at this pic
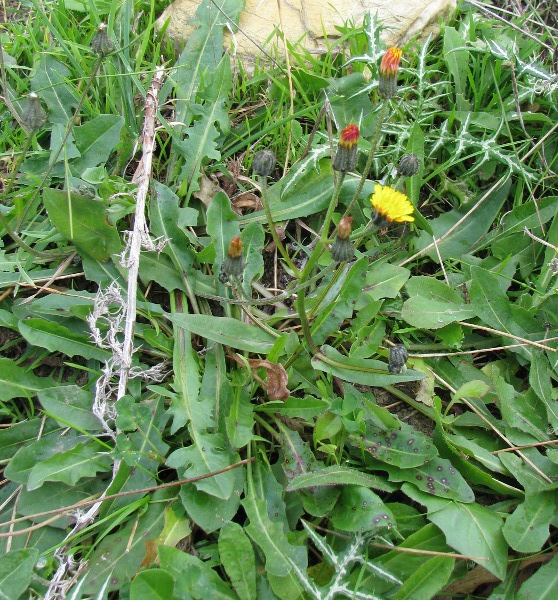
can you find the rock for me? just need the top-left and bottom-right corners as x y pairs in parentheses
(157, 0), (456, 64)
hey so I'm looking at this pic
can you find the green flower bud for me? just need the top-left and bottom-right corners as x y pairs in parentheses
(91, 23), (115, 57)
(21, 92), (47, 131)
(253, 150), (276, 177)
(388, 344), (408, 374)
(397, 153), (420, 177)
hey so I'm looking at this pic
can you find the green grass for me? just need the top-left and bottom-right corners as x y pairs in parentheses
(1, 0), (558, 598)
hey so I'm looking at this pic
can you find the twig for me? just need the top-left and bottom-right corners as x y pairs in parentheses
(119, 65), (165, 398)
(0, 457), (254, 537)
(458, 321), (556, 353)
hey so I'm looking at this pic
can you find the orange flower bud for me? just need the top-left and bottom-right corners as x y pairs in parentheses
(227, 236), (243, 259)
(337, 216), (353, 239)
(379, 48), (402, 77)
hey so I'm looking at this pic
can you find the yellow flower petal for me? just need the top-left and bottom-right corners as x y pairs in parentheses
(370, 184), (415, 223)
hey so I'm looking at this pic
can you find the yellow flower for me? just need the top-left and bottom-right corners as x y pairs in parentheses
(370, 184), (415, 223)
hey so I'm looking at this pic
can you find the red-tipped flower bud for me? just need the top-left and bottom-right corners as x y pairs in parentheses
(379, 48), (402, 99)
(333, 124), (359, 172)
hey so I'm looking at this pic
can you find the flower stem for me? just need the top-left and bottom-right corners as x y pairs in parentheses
(343, 101), (389, 218)
(294, 170), (348, 355)
(259, 176), (300, 277)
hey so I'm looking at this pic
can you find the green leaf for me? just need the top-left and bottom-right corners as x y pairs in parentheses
(176, 57), (232, 201)
(402, 276), (474, 329)
(529, 353), (558, 430)
(18, 318), (111, 361)
(206, 191), (240, 274)
(167, 434), (236, 499)
(242, 493), (305, 578)
(161, 0), (243, 130)
(358, 423), (439, 468)
(414, 178), (511, 261)
(365, 263), (410, 300)
(0, 548), (39, 600)
(443, 27), (470, 102)
(5, 430), (81, 485)
(393, 556), (454, 600)
(226, 391), (254, 449)
(130, 569), (175, 600)
(402, 295), (474, 329)
(516, 552), (558, 600)
(240, 159), (335, 225)
(385, 455), (475, 503)
(168, 301), (202, 434)
(286, 465), (395, 493)
(312, 345), (425, 386)
(0, 358), (55, 401)
(38, 385), (103, 431)
(470, 266), (532, 357)
(168, 314), (276, 354)
(26, 441), (112, 490)
(31, 55), (78, 122)
(241, 222), (265, 295)
(256, 396), (329, 419)
(180, 464), (244, 533)
(159, 545), (236, 599)
(72, 114), (125, 173)
(149, 182), (196, 274)
(330, 486), (395, 532)
(429, 502), (508, 579)
(83, 490), (172, 593)
(43, 188), (121, 261)
(503, 492), (555, 553)
(0, 418), (54, 461)
(218, 522), (257, 600)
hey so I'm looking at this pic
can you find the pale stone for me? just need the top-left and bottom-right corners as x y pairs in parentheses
(157, 0), (457, 63)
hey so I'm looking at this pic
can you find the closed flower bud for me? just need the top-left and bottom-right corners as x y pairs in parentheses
(220, 236), (244, 280)
(91, 23), (115, 57)
(333, 124), (359, 172)
(397, 153), (420, 177)
(378, 47), (402, 99)
(337, 216), (353, 239)
(330, 218), (354, 262)
(21, 92), (47, 131)
(253, 150), (276, 177)
(388, 344), (408, 374)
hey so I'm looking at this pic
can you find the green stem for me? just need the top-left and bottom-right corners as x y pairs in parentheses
(294, 171), (348, 355)
(343, 101), (390, 218)
(259, 176), (300, 277)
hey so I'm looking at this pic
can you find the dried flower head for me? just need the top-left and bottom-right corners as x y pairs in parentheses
(379, 47), (402, 99)
(91, 23), (115, 57)
(21, 92), (47, 131)
(333, 124), (359, 172)
(370, 184), (415, 223)
(253, 150), (276, 177)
